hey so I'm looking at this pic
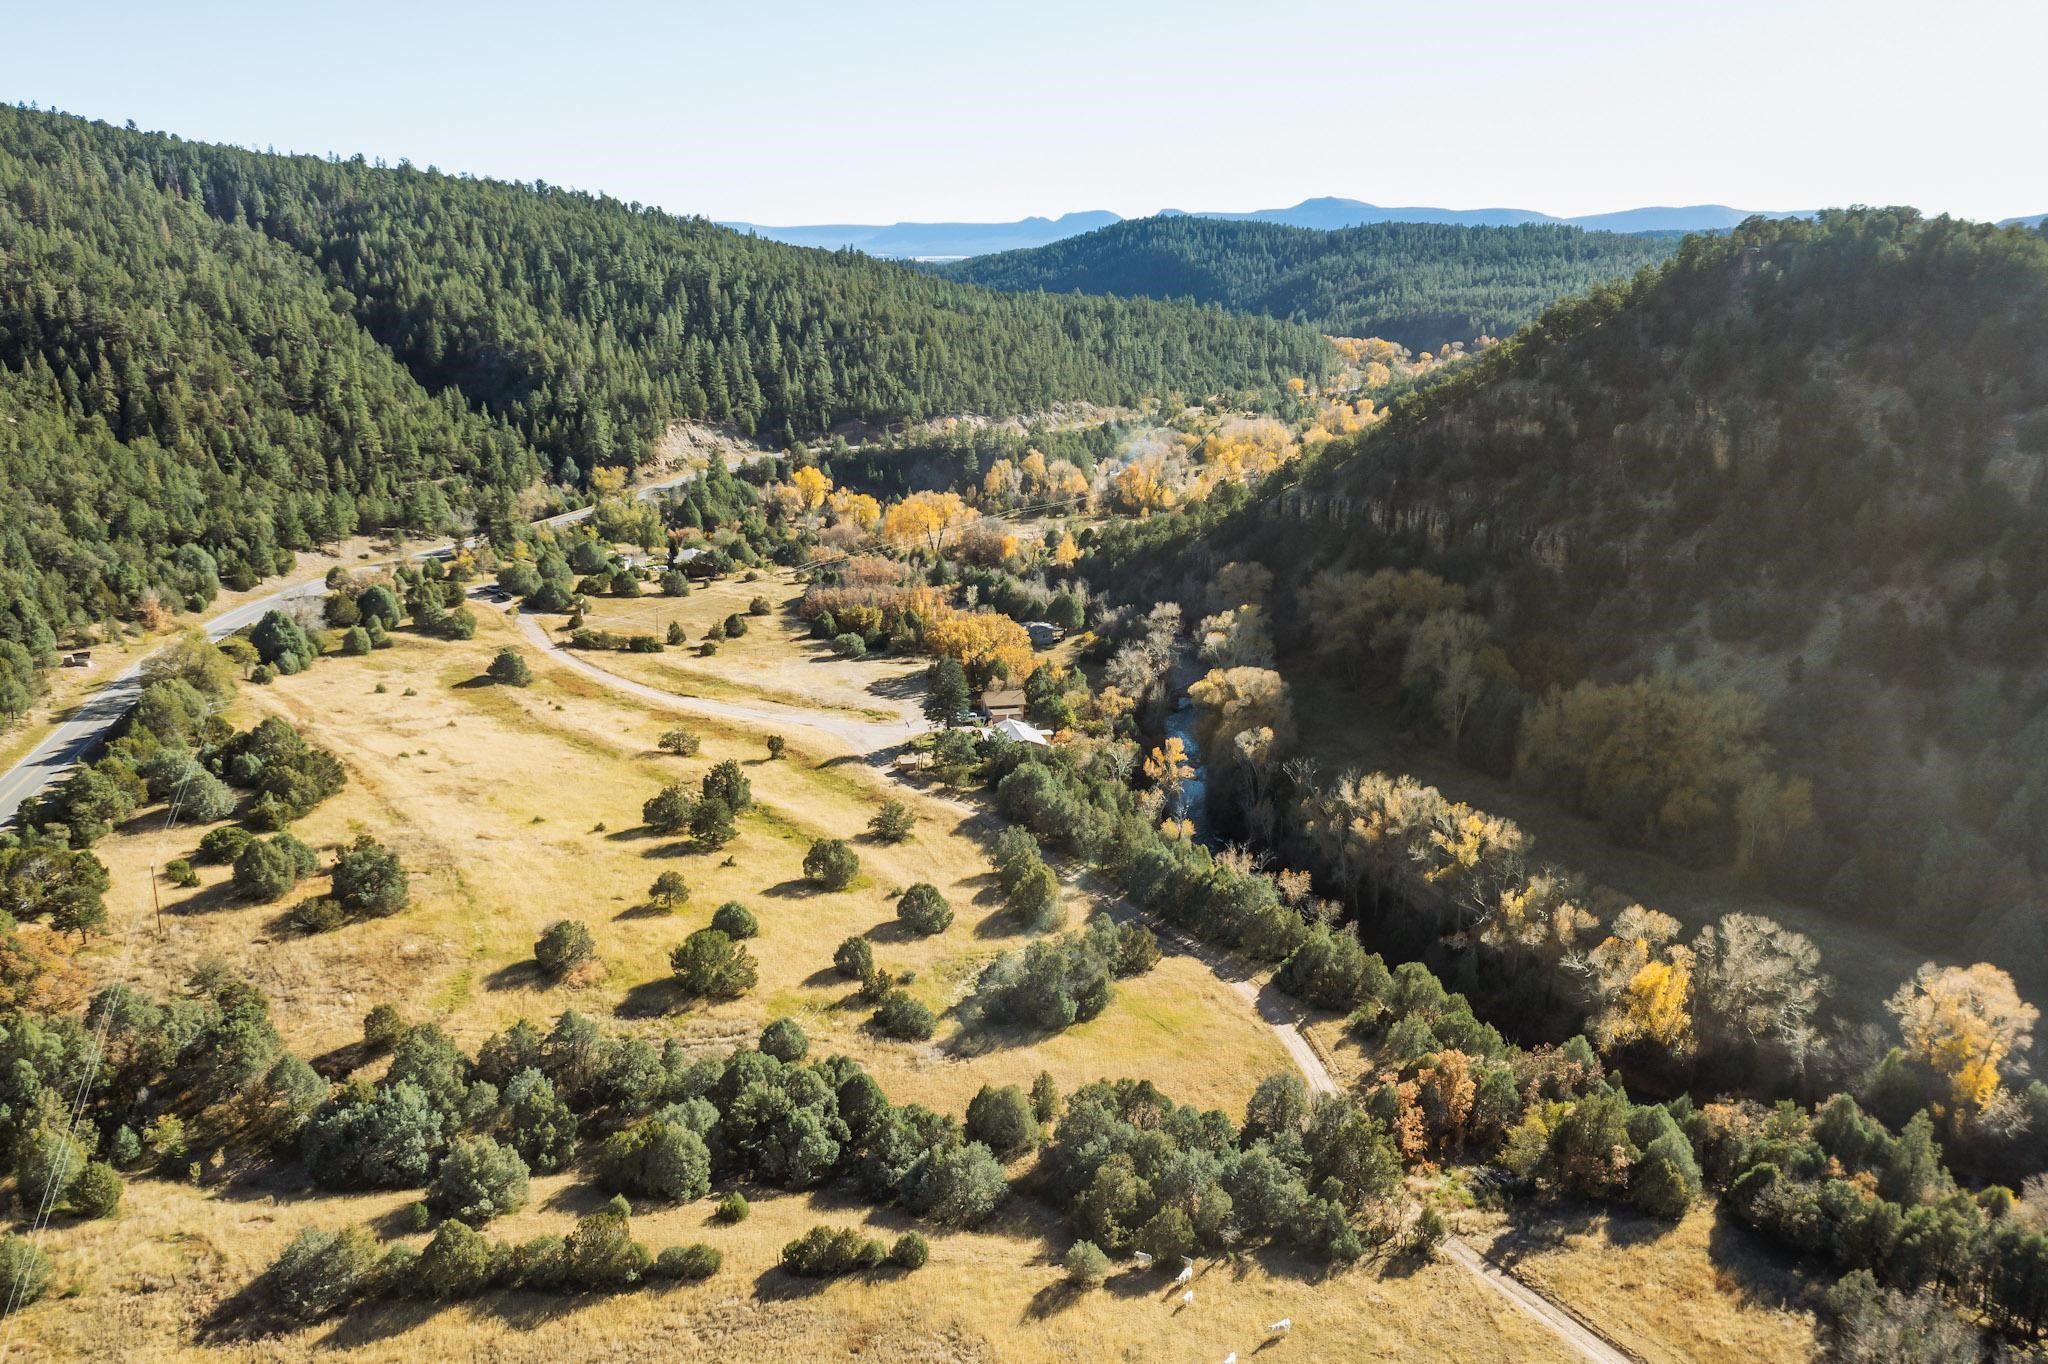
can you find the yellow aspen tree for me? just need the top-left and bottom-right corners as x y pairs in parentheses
(789, 465), (831, 512)
(827, 488), (880, 530)
(1142, 737), (1195, 804)
(1887, 962), (2038, 1116)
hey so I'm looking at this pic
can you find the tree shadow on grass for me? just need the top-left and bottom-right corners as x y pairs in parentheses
(1484, 1196), (1678, 1271)
(862, 917), (919, 946)
(866, 672), (925, 702)
(940, 1013), (1052, 1060)
(617, 976), (691, 1018)
(259, 906), (312, 938)
(604, 826), (668, 845)
(318, 1299), (462, 1350)
(194, 1273), (304, 1346)
(467, 1292), (591, 1334)
(1102, 1265), (1162, 1300)
(1023, 1278), (1087, 1321)
(1596, 1212), (1670, 1250)
(365, 1200), (428, 1239)
(1374, 1243), (1434, 1280)
(170, 880), (250, 917)
(450, 676), (497, 690)
(484, 960), (545, 992)
(750, 1266), (833, 1301)
(971, 906), (1035, 941)
(1705, 1206), (1820, 1314)
(762, 878), (819, 899)
(962, 871), (1005, 903)
(307, 1038), (377, 1080)
(613, 901), (676, 921)
(538, 1182), (615, 1217)
(202, 1247), (462, 1348)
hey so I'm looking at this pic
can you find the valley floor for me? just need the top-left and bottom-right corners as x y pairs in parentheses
(5, 588), (1819, 1361)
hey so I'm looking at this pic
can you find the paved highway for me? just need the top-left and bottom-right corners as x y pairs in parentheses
(0, 579), (327, 826)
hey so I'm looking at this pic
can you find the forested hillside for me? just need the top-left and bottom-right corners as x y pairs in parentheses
(0, 106), (1332, 716)
(1102, 209), (2048, 988)
(935, 216), (1676, 351)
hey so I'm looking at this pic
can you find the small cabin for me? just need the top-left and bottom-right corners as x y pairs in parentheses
(60, 650), (92, 668)
(993, 717), (1050, 747)
(1023, 621), (1061, 648)
(676, 547), (721, 580)
(979, 688), (1026, 721)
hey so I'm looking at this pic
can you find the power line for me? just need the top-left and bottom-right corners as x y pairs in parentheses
(0, 700), (219, 1342)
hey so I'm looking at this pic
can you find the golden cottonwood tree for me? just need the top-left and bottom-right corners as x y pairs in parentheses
(919, 603), (1034, 684)
(1143, 737), (1195, 807)
(1887, 962), (2038, 1117)
(1188, 666), (1295, 825)
(881, 491), (973, 552)
(1587, 905), (1695, 1054)
(789, 465), (831, 512)
(827, 488), (881, 530)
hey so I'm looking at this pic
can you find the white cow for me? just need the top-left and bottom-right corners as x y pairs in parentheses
(1268, 1318), (1292, 1334)
(1174, 1263), (1194, 1285)
(1132, 1251), (1155, 1269)
(1180, 1289), (1195, 1307)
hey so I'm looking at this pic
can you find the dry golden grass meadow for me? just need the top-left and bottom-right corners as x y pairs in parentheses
(9, 595), (1820, 1361)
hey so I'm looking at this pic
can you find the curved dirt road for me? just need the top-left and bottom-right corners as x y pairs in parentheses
(507, 623), (1634, 1364)
(510, 610), (922, 755)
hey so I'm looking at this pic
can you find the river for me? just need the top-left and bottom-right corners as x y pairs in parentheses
(1162, 656), (1218, 847)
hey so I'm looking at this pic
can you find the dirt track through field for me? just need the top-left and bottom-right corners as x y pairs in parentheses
(501, 613), (1639, 1364)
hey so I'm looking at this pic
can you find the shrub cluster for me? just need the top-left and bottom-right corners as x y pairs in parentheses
(967, 915), (1157, 1034)
(895, 883), (953, 936)
(802, 838), (860, 890)
(567, 627), (665, 653)
(780, 1224), (885, 1277)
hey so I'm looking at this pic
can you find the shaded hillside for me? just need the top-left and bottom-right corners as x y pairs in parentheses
(935, 216), (1676, 350)
(1104, 209), (2048, 986)
(0, 106), (1334, 715)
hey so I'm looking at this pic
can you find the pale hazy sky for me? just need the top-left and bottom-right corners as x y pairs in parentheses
(7, 0), (2042, 224)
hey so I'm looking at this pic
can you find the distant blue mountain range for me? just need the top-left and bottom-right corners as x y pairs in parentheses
(715, 211), (1121, 259)
(2001, 212), (2047, 229)
(722, 198), (1818, 258)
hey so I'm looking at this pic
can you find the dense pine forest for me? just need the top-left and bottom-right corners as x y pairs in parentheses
(0, 106), (1333, 716)
(934, 216), (1677, 351)
(1101, 209), (2048, 992)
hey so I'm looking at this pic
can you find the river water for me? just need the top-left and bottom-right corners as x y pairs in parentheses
(1162, 657), (1218, 847)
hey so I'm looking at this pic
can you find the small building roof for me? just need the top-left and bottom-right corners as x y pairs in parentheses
(993, 717), (1050, 746)
(980, 688), (1026, 709)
